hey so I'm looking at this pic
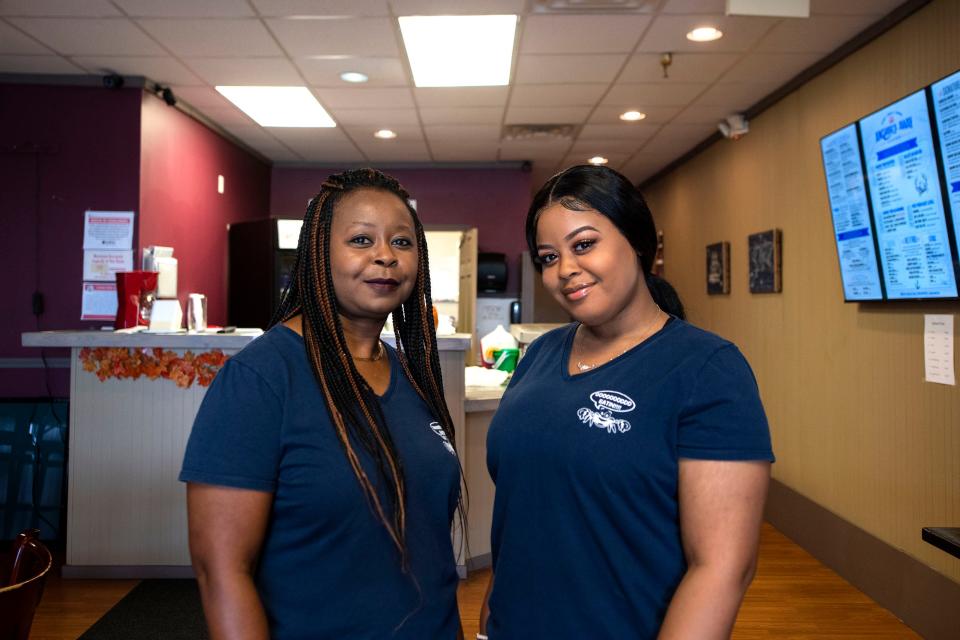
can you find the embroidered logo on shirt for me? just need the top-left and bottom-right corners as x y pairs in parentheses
(429, 421), (456, 455)
(576, 390), (635, 434)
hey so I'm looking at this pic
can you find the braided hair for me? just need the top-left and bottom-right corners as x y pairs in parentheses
(270, 168), (460, 560)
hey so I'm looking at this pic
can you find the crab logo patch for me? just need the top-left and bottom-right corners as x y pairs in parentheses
(429, 421), (456, 455)
(576, 390), (635, 434)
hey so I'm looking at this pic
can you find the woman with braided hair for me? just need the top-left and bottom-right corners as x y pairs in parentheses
(180, 168), (463, 639)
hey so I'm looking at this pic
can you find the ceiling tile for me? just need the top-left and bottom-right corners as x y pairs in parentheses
(260, 147), (303, 162)
(327, 108), (420, 126)
(636, 14), (776, 53)
(354, 139), (432, 163)
(692, 80), (779, 109)
(0, 54), (84, 74)
(562, 151), (631, 168)
(505, 106), (592, 125)
(587, 105), (681, 124)
(620, 152), (668, 183)
(579, 123), (660, 140)
(343, 124), (424, 141)
(193, 104), (258, 126)
(0, 21), (51, 54)
(137, 19), (282, 56)
(570, 138), (648, 154)
(113, 0), (255, 17)
(0, 1), (122, 17)
(315, 87), (414, 109)
(170, 85), (233, 108)
(221, 124), (290, 148)
(295, 145), (366, 162)
(755, 15), (876, 53)
(184, 57), (303, 85)
(72, 55), (205, 85)
(425, 124), (502, 143)
(499, 138), (571, 161)
(251, 0), (390, 16)
(722, 51), (822, 83)
(809, 0), (905, 16)
(509, 84), (608, 108)
(266, 17), (399, 57)
(414, 87), (508, 107)
(390, 0), (525, 14)
(9, 18), (166, 55)
(521, 15), (652, 54)
(671, 104), (733, 124)
(660, 0), (725, 12)
(515, 54), (627, 84)
(296, 56), (407, 86)
(602, 82), (706, 106)
(431, 142), (500, 162)
(419, 106), (503, 125)
(620, 52), (740, 83)
(269, 127), (365, 161)
(638, 123), (714, 155)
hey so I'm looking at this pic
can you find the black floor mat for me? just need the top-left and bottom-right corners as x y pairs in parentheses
(78, 579), (208, 640)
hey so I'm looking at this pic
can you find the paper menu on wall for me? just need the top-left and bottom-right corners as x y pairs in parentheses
(924, 314), (955, 385)
(83, 211), (134, 250)
(83, 250), (133, 281)
(80, 283), (117, 321)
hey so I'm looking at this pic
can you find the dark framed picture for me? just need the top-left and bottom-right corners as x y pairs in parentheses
(706, 241), (730, 295)
(748, 229), (782, 293)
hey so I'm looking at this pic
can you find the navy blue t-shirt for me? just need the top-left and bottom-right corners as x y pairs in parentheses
(180, 325), (461, 640)
(486, 319), (774, 639)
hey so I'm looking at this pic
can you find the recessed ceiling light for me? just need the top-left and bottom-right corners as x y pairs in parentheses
(620, 110), (646, 122)
(215, 86), (335, 127)
(588, 156), (609, 165)
(374, 129), (397, 139)
(399, 15), (517, 87)
(686, 26), (723, 42)
(340, 71), (368, 83)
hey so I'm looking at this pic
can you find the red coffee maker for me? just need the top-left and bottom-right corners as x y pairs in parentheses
(114, 271), (159, 329)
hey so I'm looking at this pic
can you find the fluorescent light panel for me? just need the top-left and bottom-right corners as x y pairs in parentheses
(215, 86), (336, 127)
(399, 15), (517, 88)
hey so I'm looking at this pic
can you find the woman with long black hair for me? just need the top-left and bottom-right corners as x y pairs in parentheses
(180, 168), (463, 639)
(479, 165), (773, 639)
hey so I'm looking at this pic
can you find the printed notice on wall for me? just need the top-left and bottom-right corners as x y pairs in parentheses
(80, 282), (118, 321)
(924, 314), (955, 385)
(83, 211), (134, 250)
(83, 250), (133, 281)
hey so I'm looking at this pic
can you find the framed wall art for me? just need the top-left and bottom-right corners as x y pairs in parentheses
(706, 241), (730, 295)
(748, 229), (782, 293)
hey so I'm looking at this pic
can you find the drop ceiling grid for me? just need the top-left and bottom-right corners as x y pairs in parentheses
(0, 0), (912, 183)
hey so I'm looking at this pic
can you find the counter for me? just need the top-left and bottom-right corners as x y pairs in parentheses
(22, 330), (476, 578)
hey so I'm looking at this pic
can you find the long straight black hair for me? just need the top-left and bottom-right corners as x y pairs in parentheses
(269, 168), (462, 560)
(525, 164), (685, 319)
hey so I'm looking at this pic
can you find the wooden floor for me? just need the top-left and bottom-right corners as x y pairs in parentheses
(30, 523), (919, 639)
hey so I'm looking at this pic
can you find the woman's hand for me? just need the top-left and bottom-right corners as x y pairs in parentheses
(658, 459), (770, 639)
(187, 483), (273, 640)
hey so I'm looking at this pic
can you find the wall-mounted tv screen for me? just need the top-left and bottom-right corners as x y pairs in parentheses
(821, 124), (884, 301)
(931, 69), (960, 253)
(860, 89), (957, 299)
(820, 68), (960, 302)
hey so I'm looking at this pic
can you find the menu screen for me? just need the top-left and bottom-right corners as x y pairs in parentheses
(820, 124), (884, 300)
(931, 69), (960, 258)
(860, 90), (958, 299)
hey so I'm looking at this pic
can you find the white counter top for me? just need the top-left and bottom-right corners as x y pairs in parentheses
(465, 385), (504, 413)
(21, 330), (473, 351)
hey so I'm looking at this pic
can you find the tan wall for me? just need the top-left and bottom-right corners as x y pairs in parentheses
(643, 0), (960, 583)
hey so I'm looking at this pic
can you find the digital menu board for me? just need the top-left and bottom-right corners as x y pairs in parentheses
(931, 69), (960, 254)
(859, 89), (958, 299)
(820, 124), (884, 300)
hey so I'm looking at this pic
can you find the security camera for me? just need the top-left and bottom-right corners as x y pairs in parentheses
(521, 160), (533, 173)
(160, 87), (177, 107)
(102, 73), (124, 89)
(718, 114), (749, 140)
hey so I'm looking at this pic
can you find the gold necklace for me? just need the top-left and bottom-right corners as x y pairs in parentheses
(352, 341), (385, 362)
(575, 306), (663, 372)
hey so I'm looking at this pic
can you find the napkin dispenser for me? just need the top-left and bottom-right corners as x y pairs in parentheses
(143, 246), (178, 299)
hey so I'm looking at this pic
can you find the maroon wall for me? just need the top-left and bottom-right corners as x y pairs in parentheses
(0, 83), (142, 398)
(270, 167), (532, 295)
(139, 92), (271, 326)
